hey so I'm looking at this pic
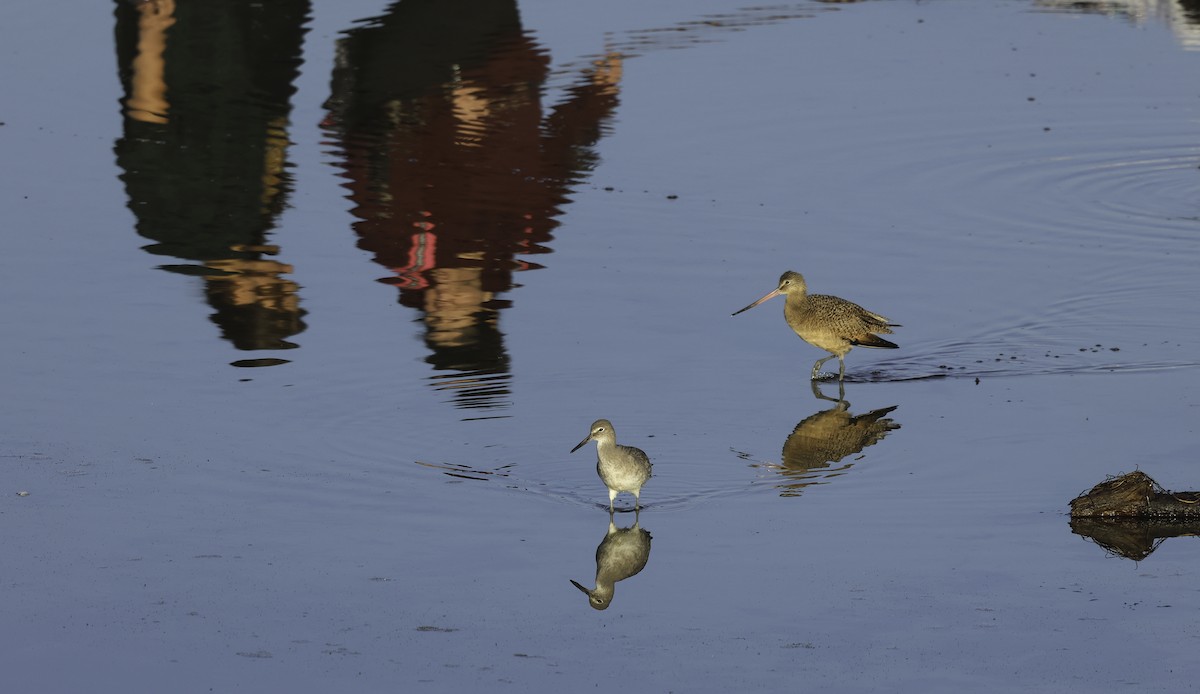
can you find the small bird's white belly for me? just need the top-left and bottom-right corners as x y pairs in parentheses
(598, 462), (648, 492)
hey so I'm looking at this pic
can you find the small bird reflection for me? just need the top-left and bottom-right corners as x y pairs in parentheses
(570, 514), (653, 611)
(762, 381), (900, 497)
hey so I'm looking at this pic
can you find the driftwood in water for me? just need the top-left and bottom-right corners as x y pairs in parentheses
(1071, 472), (1200, 559)
(1069, 471), (1200, 519)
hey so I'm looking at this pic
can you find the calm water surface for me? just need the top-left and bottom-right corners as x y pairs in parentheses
(1, 0), (1199, 691)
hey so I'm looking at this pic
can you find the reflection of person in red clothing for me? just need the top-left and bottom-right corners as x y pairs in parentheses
(323, 0), (621, 411)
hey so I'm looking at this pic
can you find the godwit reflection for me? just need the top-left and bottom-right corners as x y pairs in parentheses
(570, 514), (653, 611)
(757, 381), (900, 497)
(323, 0), (622, 414)
(1034, 0), (1200, 50)
(113, 0), (310, 358)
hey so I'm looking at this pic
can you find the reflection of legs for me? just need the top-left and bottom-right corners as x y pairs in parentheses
(810, 379), (846, 404)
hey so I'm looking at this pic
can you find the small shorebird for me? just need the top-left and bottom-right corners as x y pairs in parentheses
(570, 419), (653, 511)
(732, 271), (899, 381)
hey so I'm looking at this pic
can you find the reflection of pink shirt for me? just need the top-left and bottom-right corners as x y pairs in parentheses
(336, 31), (618, 297)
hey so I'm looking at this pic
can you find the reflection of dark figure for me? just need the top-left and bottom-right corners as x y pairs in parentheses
(570, 515), (652, 611)
(771, 381), (899, 496)
(113, 0), (310, 353)
(323, 0), (622, 410)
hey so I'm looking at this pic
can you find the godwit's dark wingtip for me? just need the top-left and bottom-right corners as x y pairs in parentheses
(851, 335), (900, 349)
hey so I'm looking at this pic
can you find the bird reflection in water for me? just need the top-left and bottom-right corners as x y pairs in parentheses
(323, 0), (623, 414)
(570, 515), (652, 611)
(756, 381), (900, 497)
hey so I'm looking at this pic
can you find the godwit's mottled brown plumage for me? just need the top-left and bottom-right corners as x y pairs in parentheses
(732, 271), (899, 381)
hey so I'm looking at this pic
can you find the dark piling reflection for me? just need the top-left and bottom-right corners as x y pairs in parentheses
(570, 514), (652, 611)
(761, 381), (900, 497)
(113, 0), (311, 356)
(322, 0), (622, 415)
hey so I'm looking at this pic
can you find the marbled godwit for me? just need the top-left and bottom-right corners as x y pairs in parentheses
(570, 419), (653, 511)
(732, 271), (899, 381)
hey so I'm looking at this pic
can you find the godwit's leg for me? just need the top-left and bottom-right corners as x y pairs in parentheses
(811, 354), (836, 380)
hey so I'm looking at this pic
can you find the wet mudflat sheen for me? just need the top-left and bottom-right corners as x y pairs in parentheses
(2, 0), (1199, 691)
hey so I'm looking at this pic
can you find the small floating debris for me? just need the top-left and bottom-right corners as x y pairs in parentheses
(230, 358), (291, 368)
(235, 650), (273, 659)
(16, 491), (30, 497)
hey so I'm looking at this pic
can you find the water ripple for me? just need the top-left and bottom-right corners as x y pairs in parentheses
(871, 116), (1200, 253)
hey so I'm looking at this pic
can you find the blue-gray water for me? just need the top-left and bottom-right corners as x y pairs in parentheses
(2, 1), (1199, 691)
